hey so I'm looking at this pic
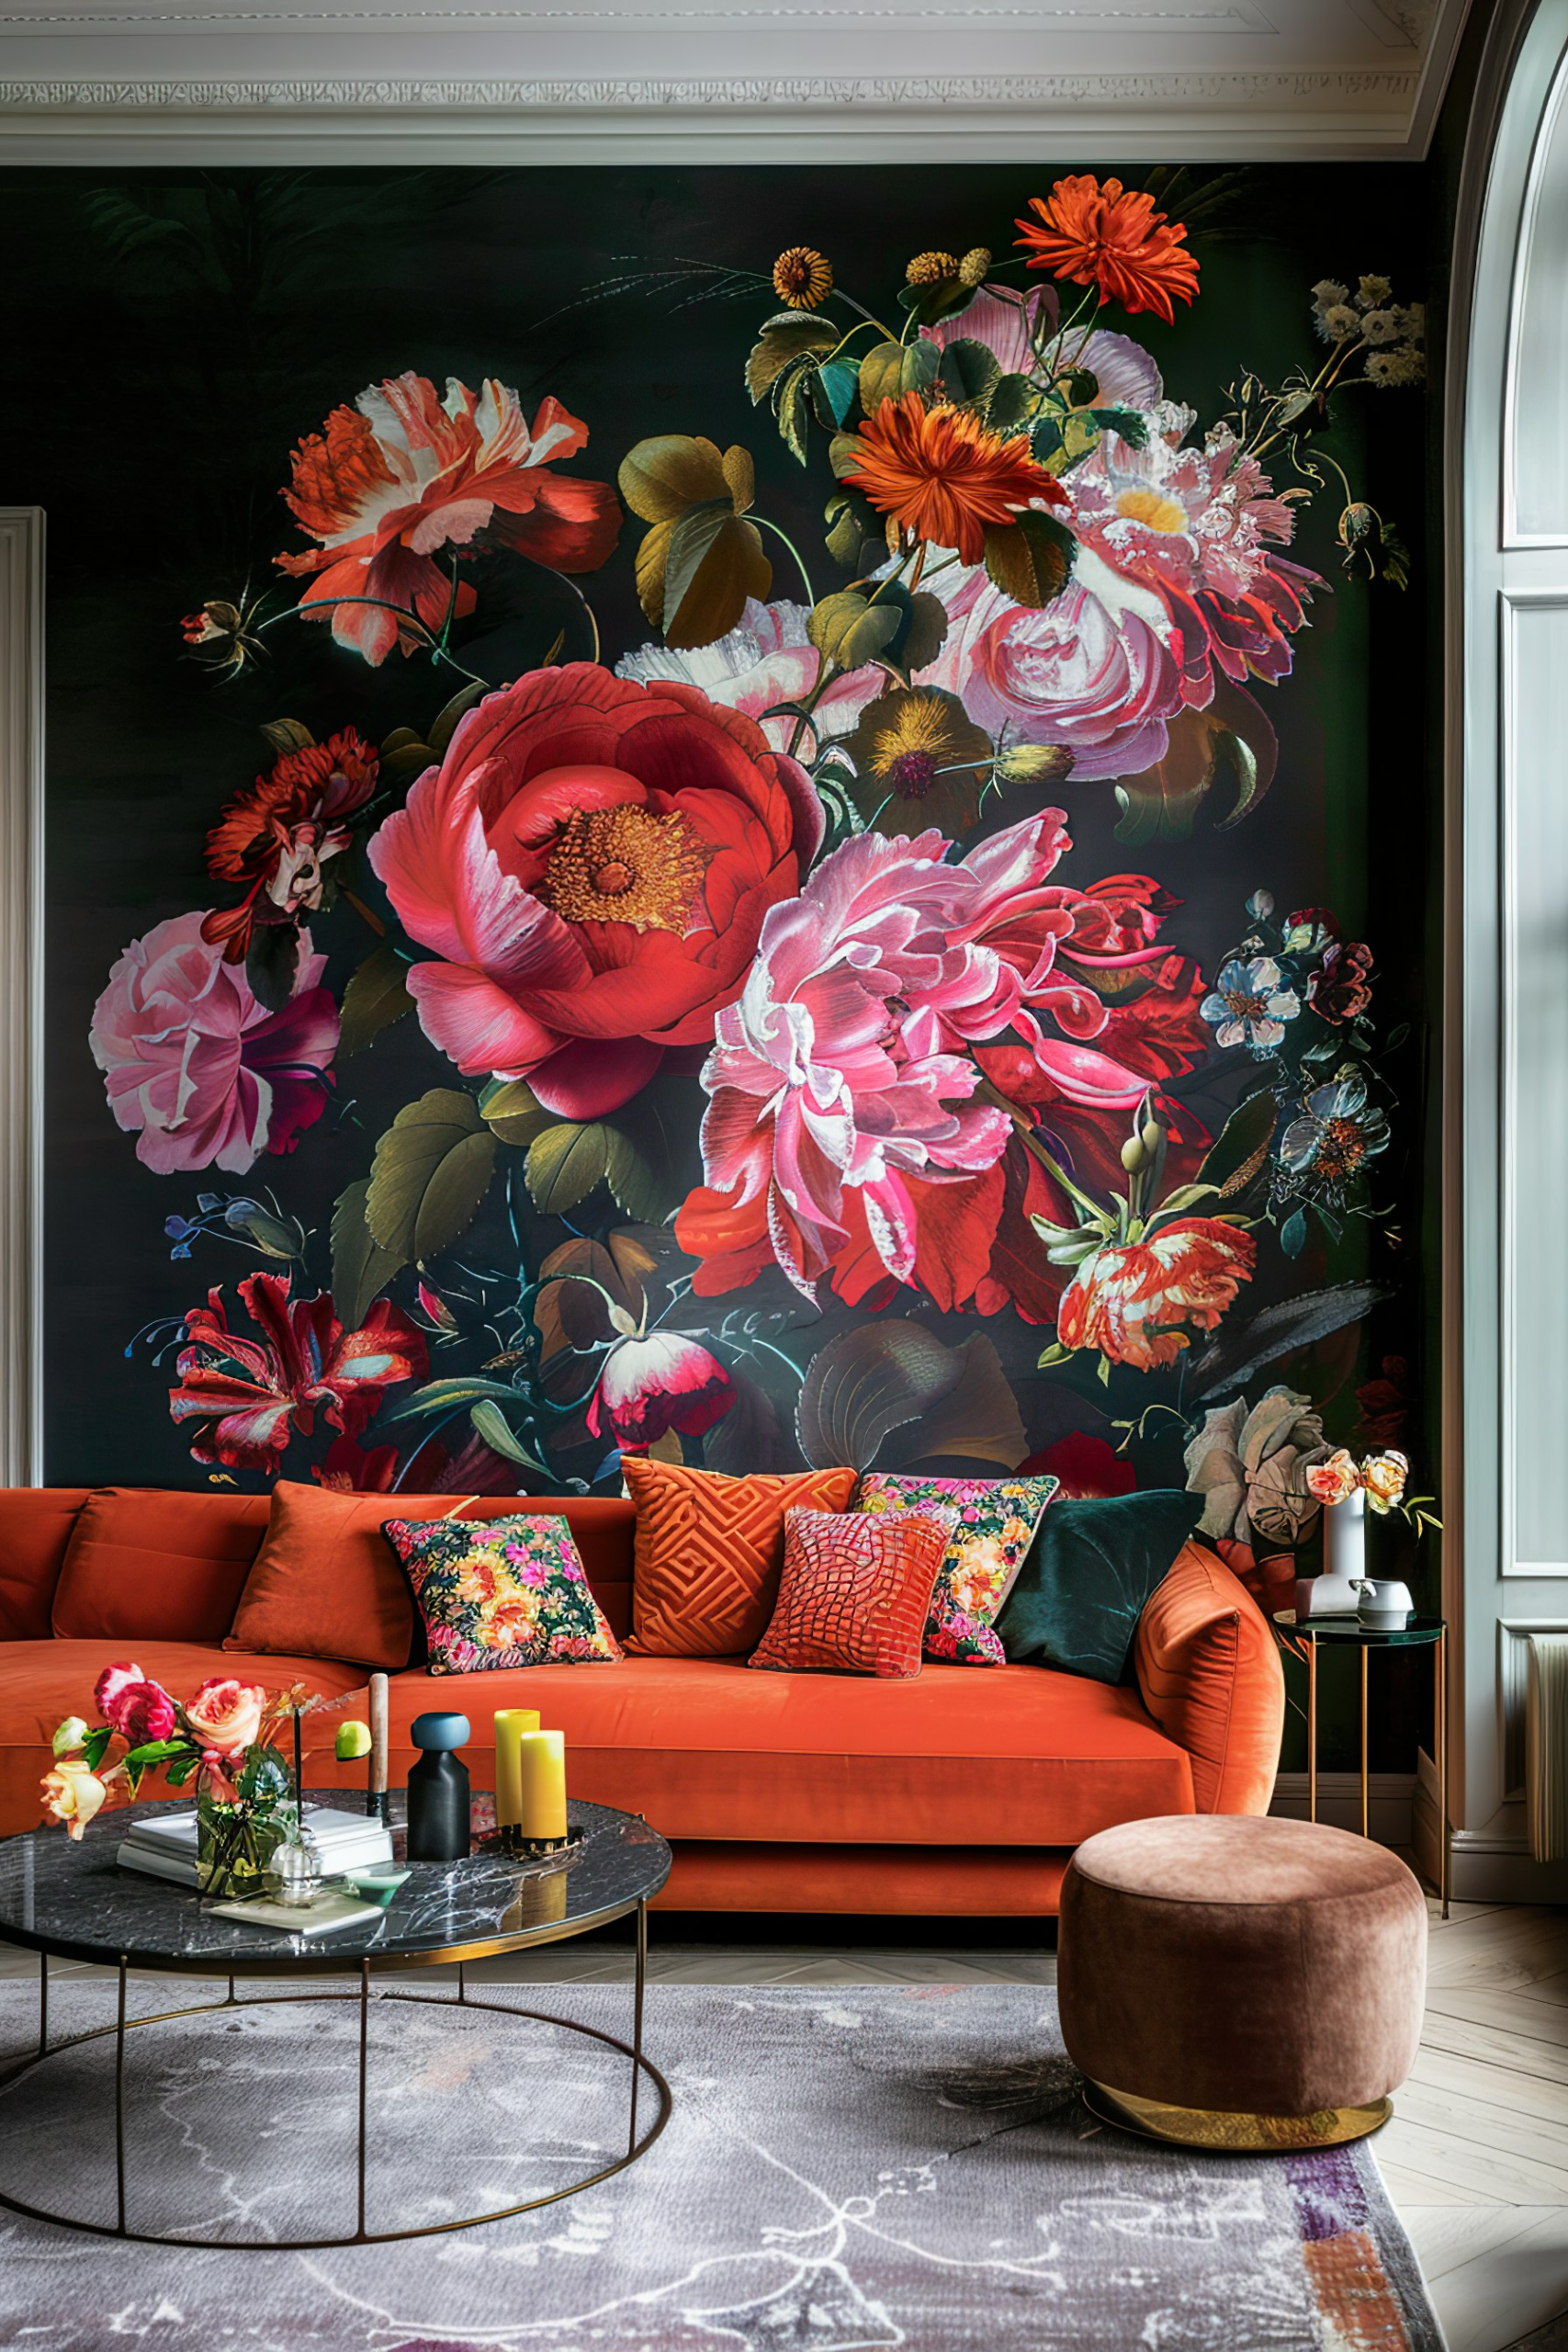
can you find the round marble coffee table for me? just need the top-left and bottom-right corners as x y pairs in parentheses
(0, 1791), (671, 2248)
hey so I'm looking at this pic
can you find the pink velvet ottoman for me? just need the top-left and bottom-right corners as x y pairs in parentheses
(1058, 1814), (1427, 2149)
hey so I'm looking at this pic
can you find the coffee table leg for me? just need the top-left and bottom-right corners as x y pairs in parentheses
(37, 1951), (46, 2060)
(115, 1959), (128, 2236)
(628, 1898), (647, 2158)
(356, 1958), (370, 2241)
(457, 1962), (467, 2007)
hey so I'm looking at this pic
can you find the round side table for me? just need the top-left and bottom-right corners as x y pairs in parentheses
(1272, 1613), (1449, 1917)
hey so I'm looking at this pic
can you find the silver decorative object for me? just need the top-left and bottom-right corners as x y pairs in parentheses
(266, 1826), (327, 1908)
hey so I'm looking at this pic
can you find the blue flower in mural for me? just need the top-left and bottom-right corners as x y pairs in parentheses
(1280, 1069), (1391, 1202)
(1201, 956), (1302, 1053)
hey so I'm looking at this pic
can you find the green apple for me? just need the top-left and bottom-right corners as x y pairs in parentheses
(335, 1719), (373, 1762)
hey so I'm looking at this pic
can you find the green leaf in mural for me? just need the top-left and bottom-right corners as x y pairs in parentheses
(331, 1176), (406, 1331)
(427, 678), (486, 756)
(468, 1399), (550, 1473)
(378, 1375), (536, 1427)
(337, 939), (415, 1058)
(857, 337), (939, 416)
(745, 311), (838, 403)
(478, 1078), (555, 1148)
(988, 373), (1041, 435)
(811, 356), (861, 431)
(939, 337), (1002, 412)
(1111, 679), (1280, 847)
(525, 1122), (615, 1214)
(807, 590), (902, 672)
(1197, 1091), (1278, 1200)
(1189, 1281), (1391, 1401)
(366, 1090), (497, 1263)
(982, 510), (1076, 611)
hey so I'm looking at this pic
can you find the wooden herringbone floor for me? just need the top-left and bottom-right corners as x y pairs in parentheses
(2, 1893), (1564, 2348)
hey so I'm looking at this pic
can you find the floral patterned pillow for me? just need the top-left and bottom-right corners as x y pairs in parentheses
(382, 1514), (623, 1676)
(851, 1472), (1061, 1666)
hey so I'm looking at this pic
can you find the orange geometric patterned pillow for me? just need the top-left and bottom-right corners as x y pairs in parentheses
(748, 1506), (954, 1681)
(624, 1459), (857, 1657)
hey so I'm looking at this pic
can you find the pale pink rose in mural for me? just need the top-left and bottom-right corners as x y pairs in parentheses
(89, 913), (339, 1176)
(676, 819), (1155, 1300)
(920, 552), (1184, 780)
(615, 599), (880, 755)
(1066, 409), (1318, 699)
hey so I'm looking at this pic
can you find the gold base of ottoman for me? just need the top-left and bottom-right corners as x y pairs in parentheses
(1083, 2079), (1393, 2152)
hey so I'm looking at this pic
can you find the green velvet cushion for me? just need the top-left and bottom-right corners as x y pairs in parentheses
(994, 1490), (1205, 1684)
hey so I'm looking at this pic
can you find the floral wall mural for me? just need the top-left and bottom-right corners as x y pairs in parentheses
(5, 163), (1436, 1629)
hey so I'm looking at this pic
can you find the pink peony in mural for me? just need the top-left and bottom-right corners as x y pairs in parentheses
(369, 662), (824, 1119)
(89, 913), (339, 1175)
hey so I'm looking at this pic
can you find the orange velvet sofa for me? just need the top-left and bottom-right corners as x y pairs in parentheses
(0, 1486), (1285, 1916)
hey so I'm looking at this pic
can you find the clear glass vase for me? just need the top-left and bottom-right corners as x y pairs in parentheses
(196, 1742), (294, 1900)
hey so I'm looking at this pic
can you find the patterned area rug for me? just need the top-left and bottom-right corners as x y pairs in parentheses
(0, 1979), (1443, 2349)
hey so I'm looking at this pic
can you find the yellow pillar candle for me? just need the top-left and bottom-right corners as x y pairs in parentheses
(493, 1708), (541, 1827)
(516, 1727), (568, 1840)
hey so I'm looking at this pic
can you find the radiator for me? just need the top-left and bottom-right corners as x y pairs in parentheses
(1526, 1633), (1568, 1861)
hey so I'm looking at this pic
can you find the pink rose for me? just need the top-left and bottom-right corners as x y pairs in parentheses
(107, 1678), (178, 1747)
(89, 911), (339, 1175)
(94, 1661), (148, 1722)
(922, 557), (1183, 780)
(183, 1678), (266, 1758)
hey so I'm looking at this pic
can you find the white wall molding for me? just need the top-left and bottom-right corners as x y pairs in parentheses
(0, 0), (1472, 157)
(0, 511), (44, 1492)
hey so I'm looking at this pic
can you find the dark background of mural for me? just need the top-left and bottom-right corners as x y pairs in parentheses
(0, 163), (1438, 1762)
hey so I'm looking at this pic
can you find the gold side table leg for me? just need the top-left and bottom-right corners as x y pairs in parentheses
(1359, 1646), (1370, 1838)
(1437, 1627), (1450, 1919)
(1307, 1640), (1318, 1824)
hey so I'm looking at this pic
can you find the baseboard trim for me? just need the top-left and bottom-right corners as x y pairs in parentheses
(1270, 1770), (1415, 1847)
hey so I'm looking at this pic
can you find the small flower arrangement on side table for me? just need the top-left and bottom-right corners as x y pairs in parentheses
(1296, 1448), (1441, 1622)
(41, 1664), (328, 1899)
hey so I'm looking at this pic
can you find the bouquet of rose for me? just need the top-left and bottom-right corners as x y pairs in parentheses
(1304, 1448), (1442, 1538)
(41, 1665), (317, 1844)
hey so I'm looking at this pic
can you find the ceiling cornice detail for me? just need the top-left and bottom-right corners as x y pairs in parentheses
(0, 67), (1423, 105)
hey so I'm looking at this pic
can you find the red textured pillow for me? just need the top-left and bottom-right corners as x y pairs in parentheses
(748, 1506), (953, 1681)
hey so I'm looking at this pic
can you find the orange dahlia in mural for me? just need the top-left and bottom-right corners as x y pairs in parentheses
(1015, 175), (1200, 325)
(841, 392), (1067, 565)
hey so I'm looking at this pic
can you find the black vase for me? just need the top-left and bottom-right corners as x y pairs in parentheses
(406, 1710), (471, 1861)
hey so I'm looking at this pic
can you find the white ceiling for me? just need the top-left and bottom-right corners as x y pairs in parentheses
(0, 0), (1472, 161)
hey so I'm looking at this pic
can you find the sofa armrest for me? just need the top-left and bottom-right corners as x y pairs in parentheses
(0, 1487), (89, 1641)
(1133, 1541), (1284, 1815)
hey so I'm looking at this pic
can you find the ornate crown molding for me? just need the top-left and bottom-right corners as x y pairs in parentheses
(0, 66), (1422, 107)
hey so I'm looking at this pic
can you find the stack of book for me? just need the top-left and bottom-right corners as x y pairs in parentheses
(117, 1805), (394, 1888)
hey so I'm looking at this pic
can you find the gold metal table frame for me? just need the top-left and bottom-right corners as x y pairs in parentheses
(1275, 1613), (1449, 1918)
(0, 1895), (671, 2249)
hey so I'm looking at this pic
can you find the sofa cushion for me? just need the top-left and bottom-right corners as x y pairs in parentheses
(749, 1506), (952, 1681)
(384, 1512), (624, 1674)
(227, 1485), (635, 1671)
(0, 1639), (369, 1838)
(51, 1487), (271, 1645)
(624, 1459), (857, 1657)
(996, 1489), (1205, 1683)
(0, 1487), (88, 1641)
(1132, 1541), (1284, 1815)
(372, 1653), (1197, 1847)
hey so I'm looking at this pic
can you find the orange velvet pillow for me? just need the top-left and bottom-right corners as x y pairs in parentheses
(225, 1481), (531, 1671)
(0, 1487), (88, 1640)
(624, 1458), (857, 1657)
(749, 1506), (952, 1680)
(51, 1487), (272, 1644)
(1132, 1541), (1286, 1816)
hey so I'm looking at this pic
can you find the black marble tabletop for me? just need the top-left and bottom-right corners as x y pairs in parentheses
(0, 1793), (671, 1976)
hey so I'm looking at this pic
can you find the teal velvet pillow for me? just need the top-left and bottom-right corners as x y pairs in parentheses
(993, 1490), (1204, 1684)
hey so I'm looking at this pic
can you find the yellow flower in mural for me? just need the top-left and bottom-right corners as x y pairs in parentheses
(772, 247), (833, 310)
